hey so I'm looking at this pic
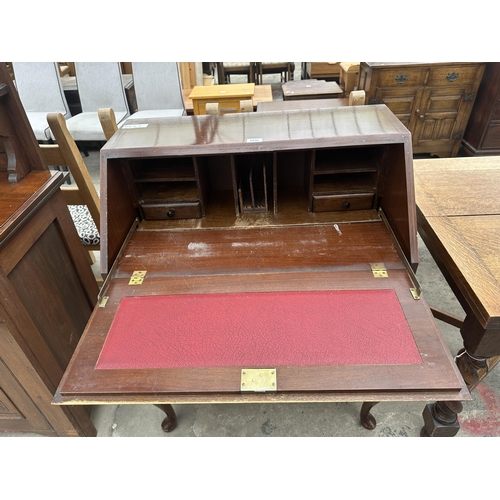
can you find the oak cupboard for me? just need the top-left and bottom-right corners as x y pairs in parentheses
(358, 62), (486, 157)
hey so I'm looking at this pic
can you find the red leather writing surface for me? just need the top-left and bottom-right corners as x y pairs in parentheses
(96, 290), (422, 370)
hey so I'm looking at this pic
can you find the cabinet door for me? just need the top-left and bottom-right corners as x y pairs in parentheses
(372, 87), (423, 132)
(0, 357), (55, 435)
(412, 85), (476, 156)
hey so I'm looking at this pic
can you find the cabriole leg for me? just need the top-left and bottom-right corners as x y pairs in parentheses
(154, 404), (177, 433)
(360, 402), (379, 430)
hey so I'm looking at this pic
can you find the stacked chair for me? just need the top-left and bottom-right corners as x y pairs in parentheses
(12, 62), (71, 141)
(62, 62), (130, 143)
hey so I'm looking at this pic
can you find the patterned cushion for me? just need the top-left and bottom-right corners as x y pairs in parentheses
(68, 205), (100, 245)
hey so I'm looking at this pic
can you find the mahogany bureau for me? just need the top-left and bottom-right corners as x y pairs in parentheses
(54, 105), (469, 434)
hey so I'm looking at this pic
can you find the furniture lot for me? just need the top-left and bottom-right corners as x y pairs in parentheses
(0, 63), (97, 436)
(54, 106), (467, 434)
(414, 156), (500, 436)
(357, 62), (486, 157)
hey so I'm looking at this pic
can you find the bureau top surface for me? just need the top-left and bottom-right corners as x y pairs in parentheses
(102, 105), (409, 158)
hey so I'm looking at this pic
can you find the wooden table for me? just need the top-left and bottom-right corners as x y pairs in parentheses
(414, 156), (500, 436)
(282, 80), (343, 100)
(257, 98), (348, 112)
(183, 85), (272, 114)
(188, 83), (255, 115)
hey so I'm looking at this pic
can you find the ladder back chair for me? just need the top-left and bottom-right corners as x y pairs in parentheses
(40, 113), (101, 280)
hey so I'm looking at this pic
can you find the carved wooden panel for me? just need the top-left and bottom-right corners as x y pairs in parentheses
(0, 387), (23, 420)
(0, 356), (53, 434)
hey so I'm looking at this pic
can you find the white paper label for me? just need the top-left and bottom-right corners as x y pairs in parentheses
(122, 124), (148, 129)
(247, 138), (263, 143)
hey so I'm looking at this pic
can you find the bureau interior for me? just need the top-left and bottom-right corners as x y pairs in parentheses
(101, 139), (414, 275)
(107, 142), (406, 225)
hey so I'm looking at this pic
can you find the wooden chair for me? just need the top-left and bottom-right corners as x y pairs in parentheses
(12, 62), (71, 141)
(217, 63), (256, 84)
(40, 113), (101, 277)
(349, 90), (365, 106)
(98, 107), (118, 141)
(127, 62), (185, 119)
(256, 62), (294, 84)
(62, 62), (130, 143)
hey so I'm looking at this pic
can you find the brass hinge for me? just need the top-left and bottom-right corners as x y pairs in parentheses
(98, 218), (140, 303)
(378, 209), (421, 299)
(371, 263), (388, 278)
(98, 296), (109, 308)
(129, 270), (147, 285)
(241, 369), (277, 392)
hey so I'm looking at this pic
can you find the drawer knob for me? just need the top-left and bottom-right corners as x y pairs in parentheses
(446, 72), (459, 82)
(342, 201), (350, 209)
(167, 210), (175, 218)
(395, 74), (408, 84)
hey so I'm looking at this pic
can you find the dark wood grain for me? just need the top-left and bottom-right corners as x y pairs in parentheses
(415, 155), (500, 437)
(57, 267), (466, 401)
(0, 63), (47, 183)
(462, 62), (500, 156)
(358, 62), (486, 157)
(55, 106), (468, 434)
(0, 62), (97, 436)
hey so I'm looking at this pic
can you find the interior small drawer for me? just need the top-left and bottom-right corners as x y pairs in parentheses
(141, 202), (202, 220)
(427, 66), (479, 86)
(312, 192), (374, 212)
(376, 68), (426, 87)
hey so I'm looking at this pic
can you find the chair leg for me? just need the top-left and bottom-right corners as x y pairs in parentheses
(77, 141), (89, 157)
(86, 250), (96, 265)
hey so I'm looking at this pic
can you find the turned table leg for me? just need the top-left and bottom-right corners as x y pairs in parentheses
(360, 402), (379, 430)
(421, 349), (500, 437)
(154, 404), (177, 433)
